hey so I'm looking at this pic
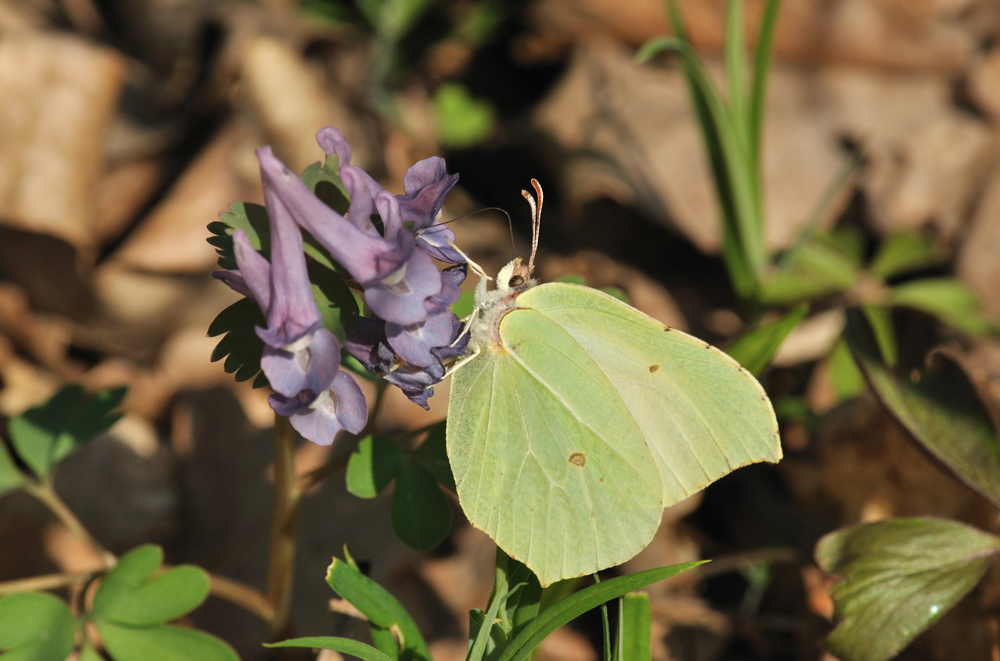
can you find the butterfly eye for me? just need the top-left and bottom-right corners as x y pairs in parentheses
(508, 275), (524, 287)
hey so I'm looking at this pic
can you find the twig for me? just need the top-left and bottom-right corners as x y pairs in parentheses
(265, 415), (300, 639)
(23, 481), (116, 568)
(0, 570), (101, 597)
(206, 572), (275, 623)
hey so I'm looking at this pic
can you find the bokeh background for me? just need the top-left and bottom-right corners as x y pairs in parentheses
(2, 0), (1000, 659)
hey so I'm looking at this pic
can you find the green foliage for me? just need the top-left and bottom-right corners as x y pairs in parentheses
(495, 562), (706, 661)
(7, 385), (126, 480)
(726, 304), (808, 376)
(433, 82), (496, 148)
(869, 232), (945, 279)
(325, 555), (432, 660)
(613, 592), (651, 661)
(888, 278), (995, 337)
(0, 592), (78, 660)
(345, 425), (454, 550)
(468, 583), (524, 661)
(0, 441), (23, 496)
(90, 545), (235, 661)
(207, 202), (270, 271)
(268, 636), (395, 660)
(816, 518), (1000, 661)
(845, 310), (1000, 507)
(208, 298), (269, 387)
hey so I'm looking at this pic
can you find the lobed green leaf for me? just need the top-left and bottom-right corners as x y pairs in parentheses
(816, 517), (1000, 661)
(96, 621), (238, 661)
(0, 592), (78, 660)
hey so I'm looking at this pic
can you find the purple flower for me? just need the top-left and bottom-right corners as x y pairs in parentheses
(270, 371), (367, 445)
(257, 147), (447, 326)
(397, 157), (463, 264)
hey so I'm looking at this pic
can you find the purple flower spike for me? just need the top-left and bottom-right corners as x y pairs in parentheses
(340, 165), (382, 235)
(386, 310), (460, 368)
(276, 371), (368, 445)
(226, 230), (272, 308)
(261, 327), (341, 398)
(316, 127), (352, 165)
(255, 163), (323, 349)
(363, 238), (444, 324)
(397, 157), (459, 230)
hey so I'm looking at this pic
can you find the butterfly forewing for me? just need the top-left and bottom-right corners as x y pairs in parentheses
(516, 283), (782, 505)
(447, 307), (663, 586)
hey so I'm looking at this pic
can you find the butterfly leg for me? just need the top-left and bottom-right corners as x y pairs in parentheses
(445, 345), (481, 377)
(446, 239), (492, 283)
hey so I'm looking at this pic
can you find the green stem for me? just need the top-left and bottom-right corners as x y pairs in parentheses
(265, 415), (300, 639)
(24, 481), (116, 568)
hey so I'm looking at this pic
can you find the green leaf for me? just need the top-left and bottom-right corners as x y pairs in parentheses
(346, 436), (402, 499)
(634, 36), (674, 63)
(723, 0), (748, 159)
(207, 202), (270, 271)
(92, 545), (210, 626)
(468, 583), (523, 661)
(0, 442), (23, 496)
(80, 641), (105, 661)
(613, 592), (651, 661)
(309, 260), (359, 344)
(391, 459), (451, 550)
(452, 290), (476, 319)
(8, 385), (126, 478)
(96, 621), (238, 661)
(301, 153), (350, 216)
(887, 278), (995, 337)
(760, 237), (858, 305)
(497, 562), (705, 661)
(413, 422), (454, 491)
(0, 592), (78, 660)
(859, 304), (896, 367)
(869, 232), (944, 280)
(325, 557), (431, 660)
(748, 0), (781, 168)
(432, 83), (496, 148)
(267, 637), (394, 661)
(825, 338), (866, 402)
(845, 309), (1000, 506)
(726, 304), (808, 375)
(491, 549), (542, 642)
(207, 298), (268, 386)
(816, 517), (1000, 661)
(467, 609), (507, 661)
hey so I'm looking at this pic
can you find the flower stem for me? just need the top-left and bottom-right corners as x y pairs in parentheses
(24, 480), (116, 568)
(264, 414), (301, 639)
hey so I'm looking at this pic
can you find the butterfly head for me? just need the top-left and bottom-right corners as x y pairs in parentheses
(495, 257), (535, 295)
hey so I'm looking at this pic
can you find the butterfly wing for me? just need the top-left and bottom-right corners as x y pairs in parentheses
(517, 282), (782, 506)
(447, 307), (664, 586)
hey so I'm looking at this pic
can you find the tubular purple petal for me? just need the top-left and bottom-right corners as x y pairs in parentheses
(397, 157), (459, 231)
(281, 371), (367, 445)
(260, 328), (340, 398)
(385, 310), (458, 368)
(231, 230), (272, 309)
(316, 127), (352, 164)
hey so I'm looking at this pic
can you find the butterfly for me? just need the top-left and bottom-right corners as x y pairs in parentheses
(446, 180), (782, 586)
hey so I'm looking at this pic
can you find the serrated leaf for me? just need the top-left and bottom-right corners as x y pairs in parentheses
(497, 562), (706, 661)
(888, 278), (995, 337)
(845, 309), (1000, 506)
(816, 517), (1000, 661)
(0, 592), (78, 660)
(92, 545), (209, 626)
(726, 304), (808, 375)
(8, 385), (126, 478)
(613, 592), (651, 661)
(0, 442), (24, 496)
(869, 232), (944, 279)
(391, 459), (451, 550)
(413, 422), (454, 491)
(209, 202), (271, 271)
(96, 621), (238, 661)
(267, 637), (394, 661)
(207, 298), (267, 386)
(325, 556), (431, 660)
(346, 436), (402, 499)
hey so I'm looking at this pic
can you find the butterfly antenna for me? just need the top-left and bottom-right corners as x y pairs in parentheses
(520, 178), (543, 275)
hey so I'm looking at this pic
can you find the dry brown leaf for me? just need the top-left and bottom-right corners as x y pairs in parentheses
(0, 32), (124, 252)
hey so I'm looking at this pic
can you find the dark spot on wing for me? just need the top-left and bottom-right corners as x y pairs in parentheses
(649, 365), (659, 373)
(569, 452), (586, 466)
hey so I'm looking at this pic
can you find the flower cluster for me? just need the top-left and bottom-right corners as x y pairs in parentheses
(214, 128), (468, 445)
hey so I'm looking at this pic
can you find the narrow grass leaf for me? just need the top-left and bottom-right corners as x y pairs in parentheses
(613, 592), (651, 661)
(726, 304), (808, 375)
(267, 637), (394, 661)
